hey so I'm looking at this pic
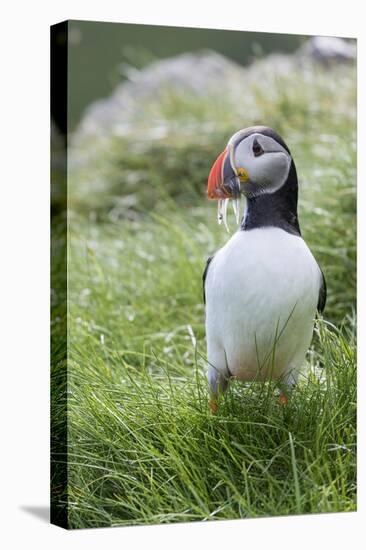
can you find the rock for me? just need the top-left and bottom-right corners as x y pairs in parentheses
(72, 38), (356, 147)
(73, 51), (245, 140)
(298, 36), (356, 65)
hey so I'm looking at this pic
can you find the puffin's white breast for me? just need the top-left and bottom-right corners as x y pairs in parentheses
(205, 227), (322, 381)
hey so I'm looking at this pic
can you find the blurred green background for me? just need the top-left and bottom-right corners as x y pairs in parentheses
(68, 20), (304, 129)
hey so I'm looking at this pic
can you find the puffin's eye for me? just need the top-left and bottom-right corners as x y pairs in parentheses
(252, 139), (264, 157)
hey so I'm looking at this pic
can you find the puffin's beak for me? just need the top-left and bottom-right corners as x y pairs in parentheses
(207, 147), (241, 200)
(207, 148), (230, 200)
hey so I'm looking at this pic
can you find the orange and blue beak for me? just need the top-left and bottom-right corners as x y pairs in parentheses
(207, 147), (241, 200)
(207, 148), (231, 200)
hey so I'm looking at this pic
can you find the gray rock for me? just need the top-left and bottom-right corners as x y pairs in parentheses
(72, 37), (356, 147)
(298, 36), (356, 64)
(74, 51), (245, 140)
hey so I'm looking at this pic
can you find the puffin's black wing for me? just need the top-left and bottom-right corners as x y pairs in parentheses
(317, 268), (327, 313)
(203, 255), (214, 304)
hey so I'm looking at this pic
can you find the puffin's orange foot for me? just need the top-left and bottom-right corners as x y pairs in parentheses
(209, 399), (218, 414)
(278, 392), (289, 406)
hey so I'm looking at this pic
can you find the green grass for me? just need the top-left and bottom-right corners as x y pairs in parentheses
(51, 57), (356, 528)
(66, 319), (356, 527)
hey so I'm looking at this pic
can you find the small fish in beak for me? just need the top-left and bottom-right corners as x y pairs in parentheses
(217, 198), (229, 232)
(207, 146), (243, 231)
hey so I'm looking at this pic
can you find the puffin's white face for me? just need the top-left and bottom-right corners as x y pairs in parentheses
(231, 133), (292, 197)
(207, 129), (292, 200)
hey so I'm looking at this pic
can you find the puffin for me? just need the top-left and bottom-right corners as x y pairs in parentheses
(203, 126), (326, 413)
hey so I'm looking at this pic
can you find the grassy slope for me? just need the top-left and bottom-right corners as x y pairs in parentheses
(55, 58), (356, 527)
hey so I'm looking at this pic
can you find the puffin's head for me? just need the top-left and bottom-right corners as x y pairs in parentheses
(207, 126), (293, 200)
